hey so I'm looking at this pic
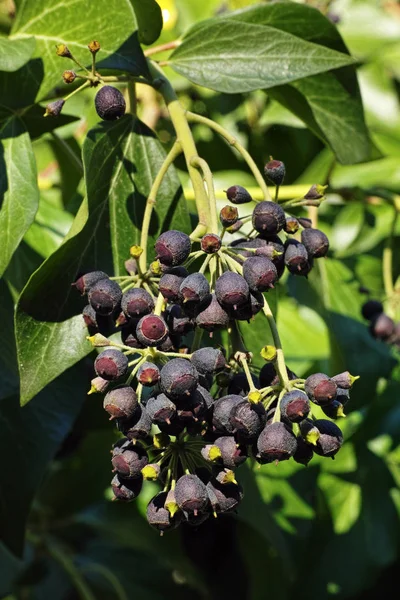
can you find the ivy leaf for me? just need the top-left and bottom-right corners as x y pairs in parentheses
(0, 35), (35, 71)
(15, 115), (189, 405)
(0, 116), (39, 278)
(10, 0), (148, 101)
(130, 0), (163, 45)
(169, 19), (355, 94)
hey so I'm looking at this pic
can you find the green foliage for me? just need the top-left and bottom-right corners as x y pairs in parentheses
(0, 0), (400, 599)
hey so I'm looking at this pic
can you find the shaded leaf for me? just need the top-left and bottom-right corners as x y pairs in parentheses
(130, 0), (163, 45)
(0, 35), (35, 71)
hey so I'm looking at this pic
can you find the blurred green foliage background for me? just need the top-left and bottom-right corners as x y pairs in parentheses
(0, 0), (400, 599)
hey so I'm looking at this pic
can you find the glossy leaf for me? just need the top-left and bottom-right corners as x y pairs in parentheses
(0, 35), (35, 71)
(10, 0), (148, 101)
(15, 115), (189, 405)
(0, 116), (39, 277)
(130, 0), (163, 45)
(169, 19), (355, 94)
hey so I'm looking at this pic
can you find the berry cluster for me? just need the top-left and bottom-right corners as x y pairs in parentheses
(361, 300), (400, 348)
(73, 200), (357, 532)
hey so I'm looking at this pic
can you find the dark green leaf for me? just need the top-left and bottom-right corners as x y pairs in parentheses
(0, 280), (18, 401)
(0, 362), (89, 557)
(0, 116), (39, 277)
(130, 0), (163, 45)
(0, 35), (35, 71)
(169, 19), (355, 94)
(10, 0), (148, 101)
(16, 115), (189, 405)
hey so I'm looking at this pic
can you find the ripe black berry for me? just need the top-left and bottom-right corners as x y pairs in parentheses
(112, 444), (148, 478)
(252, 201), (286, 235)
(94, 349), (128, 381)
(284, 240), (309, 275)
(82, 304), (99, 329)
(155, 230), (191, 267)
(280, 390), (310, 423)
(301, 228), (329, 258)
(103, 386), (138, 419)
(369, 313), (395, 340)
(212, 394), (243, 435)
(195, 294), (230, 332)
(121, 288), (155, 319)
(331, 371), (358, 390)
(137, 362), (160, 387)
(159, 267), (188, 302)
(136, 314), (169, 346)
(264, 159), (285, 186)
(215, 271), (249, 308)
(180, 273), (210, 303)
(232, 290), (264, 321)
(230, 399), (266, 443)
(242, 256), (277, 292)
(73, 271), (108, 295)
(175, 474), (209, 515)
(313, 419), (343, 458)
(207, 479), (243, 513)
(147, 492), (181, 532)
(213, 436), (247, 469)
(361, 300), (383, 321)
(321, 399), (345, 419)
(305, 373), (337, 406)
(191, 347), (226, 374)
(225, 185), (252, 205)
(166, 304), (194, 336)
(257, 422), (297, 464)
(120, 405), (153, 440)
(160, 358), (199, 399)
(293, 437), (314, 466)
(111, 474), (143, 501)
(227, 372), (259, 396)
(201, 233), (222, 254)
(88, 279), (122, 315)
(146, 393), (177, 426)
(95, 85), (126, 121)
(121, 325), (145, 349)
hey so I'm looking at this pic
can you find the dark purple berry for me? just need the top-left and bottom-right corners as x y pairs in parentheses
(298, 217), (312, 228)
(257, 422), (297, 464)
(280, 390), (310, 423)
(95, 85), (126, 121)
(227, 372), (259, 397)
(191, 347), (226, 375)
(119, 405), (152, 440)
(207, 479), (243, 514)
(158, 415), (186, 436)
(195, 294), (230, 332)
(284, 239), (309, 275)
(220, 205), (239, 227)
(136, 314), (169, 346)
(155, 230), (191, 267)
(305, 373), (337, 406)
(293, 437), (314, 466)
(147, 492), (181, 532)
(112, 444), (148, 478)
(229, 399), (266, 443)
(212, 395), (243, 435)
(313, 419), (343, 458)
(94, 349), (128, 381)
(88, 279), (122, 316)
(160, 358), (199, 399)
(264, 159), (285, 186)
(215, 271), (249, 308)
(82, 304), (99, 328)
(321, 400), (346, 419)
(176, 389), (207, 422)
(121, 325), (145, 349)
(301, 228), (329, 258)
(146, 393), (177, 426)
(361, 300), (383, 321)
(259, 363), (297, 388)
(331, 371), (358, 390)
(111, 474), (142, 501)
(252, 201), (286, 235)
(242, 256), (277, 292)
(232, 290), (264, 321)
(121, 288), (154, 319)
(166, 304), (194, 336)
(73, 271), (108, 295)
(180, 273), (210, 303)
(137, 362), (160, 387)
(159, 267), (188, 302)
(214, 436), (247, 469)
(226, 185), (252, 205)
(175, 474), (209, 515)
(201, 233), (222, 254)
(103, 386), (137, 419)
(370, 313), (395, 340)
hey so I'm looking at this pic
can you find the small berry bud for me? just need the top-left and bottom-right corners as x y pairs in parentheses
(220, 205), (239, 227)
(56, 44), (72, 58)
(304, 184), (327, 200)
(88, 40), (101, 54)
(264, 159), (285, 186)
(44, 99), (65, 117)
(63, 70), (76, 84)
(141, 464), (160, 480)
(200, 233), (222, 254)
(284, 216), (299, 234)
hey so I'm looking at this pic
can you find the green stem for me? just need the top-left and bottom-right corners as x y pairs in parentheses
(63, 80), (91, 102)
(147, 60), (210, 236)
(190, 156), (219, 234)
(185, 110), (271, 201)
(383, 204), (399, 300)
(47, 541), (95, 600)
(139, 140), (182, 271)
(126, 80), (137, 114)
(191, 327), (204, 352)
(240, 355), (256, 392)
(262, 296), (289, 389)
